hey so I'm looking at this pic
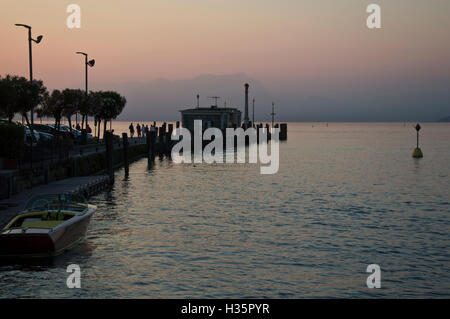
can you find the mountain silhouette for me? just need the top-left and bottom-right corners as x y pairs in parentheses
(94, 73), (450, 122)
(99, 73), (274, 122)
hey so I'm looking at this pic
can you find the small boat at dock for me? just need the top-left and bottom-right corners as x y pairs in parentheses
(0, 194), (96, 258)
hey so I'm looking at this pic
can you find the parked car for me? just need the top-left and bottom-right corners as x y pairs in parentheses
(22, 127), (39, 146)
(36, 131), (54, 145)
(47, 124), (93, 141)
(28, 124), (54, 143)
(29, 124), (57, 135)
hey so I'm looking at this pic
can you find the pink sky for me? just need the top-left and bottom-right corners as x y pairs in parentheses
(1, 1), (448, 87)
(1, 0), (449, 121)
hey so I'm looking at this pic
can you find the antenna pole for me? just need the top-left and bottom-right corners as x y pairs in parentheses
(271, 102), (275, 128)
(208, 96), (220, 107)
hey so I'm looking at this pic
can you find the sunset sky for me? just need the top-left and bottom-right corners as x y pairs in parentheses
(1, 0), (449, 121)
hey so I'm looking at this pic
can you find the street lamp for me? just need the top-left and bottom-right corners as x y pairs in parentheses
(76, 52), (95, 93)
(15, 23), (43, 126)
(76, 51), (95, 127)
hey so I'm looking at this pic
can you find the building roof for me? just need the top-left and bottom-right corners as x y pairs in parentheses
(180, 107), (241, 113)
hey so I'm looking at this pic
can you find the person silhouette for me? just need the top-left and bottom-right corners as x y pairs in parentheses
(136, 123), (141, 137)
(129, 122), (135, 138)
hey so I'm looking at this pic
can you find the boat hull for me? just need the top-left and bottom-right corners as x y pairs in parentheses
(0, 233), (55, 257)
(0, 208), (94, 258)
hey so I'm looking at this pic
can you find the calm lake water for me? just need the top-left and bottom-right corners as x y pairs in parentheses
(1, 123), (449, 298)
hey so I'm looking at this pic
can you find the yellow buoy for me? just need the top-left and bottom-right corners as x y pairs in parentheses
(412, 147), (423, 158)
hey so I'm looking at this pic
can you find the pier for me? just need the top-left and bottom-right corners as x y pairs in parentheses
(0, 120), (287, 201)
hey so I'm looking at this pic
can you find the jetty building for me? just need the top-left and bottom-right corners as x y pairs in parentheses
(180, 83), (254, 131)
(180, 102), (241, 131)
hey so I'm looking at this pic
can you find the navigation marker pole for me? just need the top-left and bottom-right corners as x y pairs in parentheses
(412, 123), (424, 158)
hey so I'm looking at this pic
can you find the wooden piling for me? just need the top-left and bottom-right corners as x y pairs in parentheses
(146, 131), (154, 167)
(122, 132), (129, 176)
(105, 131), (115, 184)
(158, 126), (165, 155)
(167, 124), (174, 156)
(280, 123), (287, 140)
(150, 130), (156, 161)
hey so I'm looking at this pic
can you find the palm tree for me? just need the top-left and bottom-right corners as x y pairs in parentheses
(89, 91), (103, 139)
(35, 106), (45, 123)
(61, 89), (84, 132)
(42, 89), (64, 131)
(78, 92), (93, 130)
(91, 91), (126, 138)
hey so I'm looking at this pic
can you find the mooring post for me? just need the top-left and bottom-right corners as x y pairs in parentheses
(150, 130), (156, 161)
(167, 124), (174, 155)
(105, 131), (115, 184)
(146, 131), (153, 167)
(280, 123), (287, 140)
(158, 126), (164, 155)
(122, 132), (129, 176)
(162, 123), (167, 145)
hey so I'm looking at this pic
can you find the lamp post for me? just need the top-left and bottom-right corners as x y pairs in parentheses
(15, 23), (43, 126)
(76, 52), (95, 128)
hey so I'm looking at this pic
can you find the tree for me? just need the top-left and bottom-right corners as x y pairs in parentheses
(0, 75), (19, 122)
(35, 106), (46, 123)
(89, 91), (103, 138)
(42, 89), (64, 131)
(91, 91), (126, 138)
(60, 89), (84, 132)
(78, 92), (93, 129)
(8, 76), (48, 140)
(0, 75), (46, 124)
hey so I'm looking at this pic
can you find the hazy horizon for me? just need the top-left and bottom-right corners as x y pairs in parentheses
(1, 0), (449, 122)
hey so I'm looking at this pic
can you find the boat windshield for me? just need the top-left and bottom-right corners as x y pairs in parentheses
(23, 194), (88, 215)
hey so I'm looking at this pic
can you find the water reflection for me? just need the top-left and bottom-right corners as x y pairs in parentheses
(0, 123), (449, 298)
